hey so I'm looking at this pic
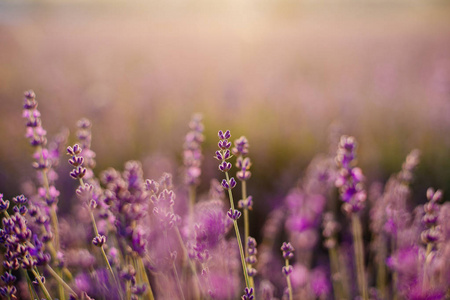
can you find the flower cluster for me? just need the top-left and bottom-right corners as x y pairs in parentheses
(281, 242), (295, 300)
(0, 195), (51, 299)
(246, 237), (258, 277)
(2, 90), (450, 300)
(183, 114), (204, 186)
(421, 188), (442, 245)
(67, 144), (87, 180)
(335, 135), (367, 214)
(233, 136), (252, 182)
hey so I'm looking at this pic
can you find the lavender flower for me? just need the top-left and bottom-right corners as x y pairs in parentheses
(183, 114), (204, 186)
(216, 129), (251, 290)
(281, 242), (294, 300)
(241, 287), (254, 300)
(335, 136), (366, 214)
(335, 135), (368, 300)
(246, 237), (258, 277)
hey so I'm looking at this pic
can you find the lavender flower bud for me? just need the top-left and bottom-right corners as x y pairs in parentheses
(218, 139), (232, 150)
(70, 166), (87, 179)
(247, 267), (257, 277)
(21, 254), (36, 269)
(238, 196), (253, 210)
(237, 169), (252, 181)
(12, 195), (27, 205)
(248, 236), (257, 248)
(218, 130), (231, 140)
(246, 256), (257, 265)
(120, 265), (136, 281)
(92, 235), (107, 247)
(32, 276), (45, 286)
(242, 287), (254, 300)
(0, 272), (16, 285)
(421, 228), (441, 244)
(218, 161), (232, 172)
(0, 286), (17, 298)
(232, 136), (249, 156)
(68, 156), (84, 167)
(145, 179), (159, 194)
(227, 209), (241, 220)
(281, 242), (295, 260)
(67, 144), (82, 156)
(426, 188), (443, 203)
(89, 199), (98, 209)
(0, 196), (9, 212)
(215, 150), (223, 161)
(229, 177), (237, 189)
(131, 284), (147, 295)
(221, 179), (229, 189)
(282, 265), (293, 276)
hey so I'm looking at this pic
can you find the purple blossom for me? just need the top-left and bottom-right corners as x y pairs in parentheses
(241, 287), (254, 300)
(227, 208), (242, 220)
(281, 242), (295, 260)
(183, 114), (204, 186)
(335, 135), (367, 214)
(92, 234), (107, 247)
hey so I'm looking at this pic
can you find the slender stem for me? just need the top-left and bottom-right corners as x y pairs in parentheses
(351, 214), (368, 300)
(391, 235), (398, 300)
(172, 259), (186, 300)
(126, 255), (132, 300)
(225, 172), (251, 289)
(189, 185), (196, 222)
(45, 265), (78, 298)
(376, 235), (387, 299)
(242, 181), (249, 259)
(423, 235), (435, 291)
(23, 270), (38, 300)
(87, 204), (122, 298)
(31, 267), (52, 300)
(285, 259), (293, 300)
(163, 230), (186, 300)
(172, 222), (201, 298)
(329, 246), (345, 300)
(137, 257), (155, 300)
(57, 268), (66, 300)
(241, 180), (255, 290)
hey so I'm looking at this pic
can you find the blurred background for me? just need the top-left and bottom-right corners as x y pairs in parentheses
(1, 0), (450, 220)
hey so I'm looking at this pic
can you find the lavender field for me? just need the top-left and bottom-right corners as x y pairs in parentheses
(0, 1), (450, 299)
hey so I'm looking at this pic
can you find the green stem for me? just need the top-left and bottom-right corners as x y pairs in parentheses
(329, 246), (345, 300)
(189, 185), (196, 221)
(137, 257), (155, 300)
(45, 265), (78, 298)
(423, 235), (434, 291)
(241, 180), (255, 291)
(351, 214), (368, 300)
(225, 172), (251, 289)
(86, 202), (122, 298)
(285, 259), (293, 300)
(31, 267), (52, 300)
(376, 236), (387, 300)
(391, 235), (398, 300)
(242, 180), (249, 259)
(23, 270), (38, 300)
(163, 230), (186, 300)
(172, 221), (201, 298)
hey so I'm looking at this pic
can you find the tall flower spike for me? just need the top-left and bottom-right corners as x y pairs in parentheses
(281, 241), (294, 300)
(335, 135), (368, 300)
(335, 135), (366, 214)
(183, 114), (204, 186)
(217, 129), (250, 289)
